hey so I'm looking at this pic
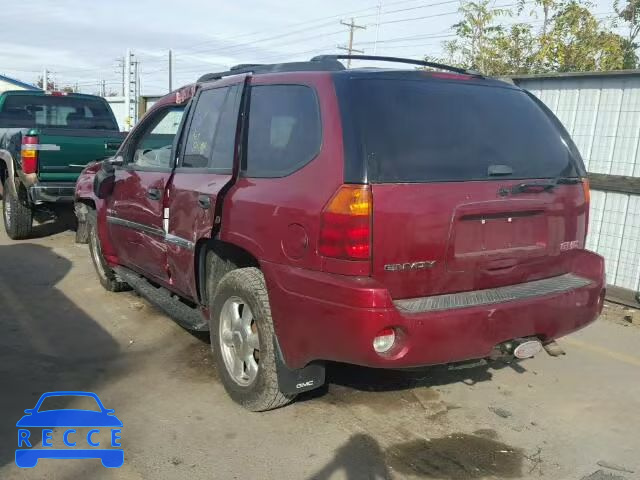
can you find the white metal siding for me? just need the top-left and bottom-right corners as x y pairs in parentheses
(520, 76), (640, 292)
(0, 79), (30, 94)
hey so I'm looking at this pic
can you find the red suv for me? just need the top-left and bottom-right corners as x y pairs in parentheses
(75, 55), (605, 411)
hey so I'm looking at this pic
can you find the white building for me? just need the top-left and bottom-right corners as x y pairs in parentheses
(0, 73), (39, 94)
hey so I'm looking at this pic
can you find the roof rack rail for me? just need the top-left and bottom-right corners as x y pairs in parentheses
(310, 54), (482, 77)
(197, 59), (346, 83)
(230, 63), (264, 71)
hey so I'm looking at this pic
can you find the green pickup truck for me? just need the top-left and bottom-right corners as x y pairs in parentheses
(0, 90), (124, 239)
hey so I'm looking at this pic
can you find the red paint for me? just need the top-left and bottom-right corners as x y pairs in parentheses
(76, 69), (605, 373)
(371, 181), (589, 300)
(107, 169), (172, 282)
(261, 249), (604, 369)
(167, 171), (232, 298)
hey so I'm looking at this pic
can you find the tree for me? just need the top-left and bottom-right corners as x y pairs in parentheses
(538, 1), (626, 71)
(614, 0), (640, 67)
(440, 0), (631, 74)
(36, 76), (55, 90)
(443, 0), (509, 73)
(35, 76), (79, 93)
(491, 24), (538, 74)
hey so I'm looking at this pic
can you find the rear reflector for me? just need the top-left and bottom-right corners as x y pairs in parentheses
(21, 135), (38, 174)
(319, 185), (372, 260)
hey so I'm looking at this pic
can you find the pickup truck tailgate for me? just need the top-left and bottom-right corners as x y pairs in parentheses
(37, 128), (124, 182)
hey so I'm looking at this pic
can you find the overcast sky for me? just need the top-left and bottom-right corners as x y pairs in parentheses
(0, 0), (619, 96)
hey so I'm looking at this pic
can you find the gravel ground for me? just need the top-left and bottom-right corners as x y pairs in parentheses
(0, 212), (638, 480)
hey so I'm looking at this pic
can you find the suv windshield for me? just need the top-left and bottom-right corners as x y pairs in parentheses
(0, 94), (118, 130)
(344, 78), (583, 183)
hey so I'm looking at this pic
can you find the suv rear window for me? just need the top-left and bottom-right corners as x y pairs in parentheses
(344, 79), (582, 183)
(0, 95), (118, 130)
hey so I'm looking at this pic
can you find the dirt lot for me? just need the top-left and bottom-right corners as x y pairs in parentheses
(0, 214), (639, 480)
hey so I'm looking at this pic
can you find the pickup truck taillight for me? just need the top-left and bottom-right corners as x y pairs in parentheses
(21, 135), (38, 174)
(319, 185), (372, 261)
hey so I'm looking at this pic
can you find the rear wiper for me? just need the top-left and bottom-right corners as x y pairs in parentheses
(511, 177), (581, 194)
(511, 180), (557, 194)
(555, 177), (582, 184)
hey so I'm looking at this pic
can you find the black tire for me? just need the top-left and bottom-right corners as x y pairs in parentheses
(209, 267), (294, 411)
(87, 209), (129, 292)
(2, 177), (33, 240)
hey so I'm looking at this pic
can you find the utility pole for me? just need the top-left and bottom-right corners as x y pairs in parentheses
(373, 1), (383, 54)
(115, 57), (125, 96)
(125, 49), (135, 130)
(42, 68), (48, 90)
(168, 49), (173, 92)
(338, 18), (366, 67)
(135, 59), (141, 121)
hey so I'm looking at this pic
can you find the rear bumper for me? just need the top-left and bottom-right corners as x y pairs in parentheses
(262, 250), (605, 369)
(29, 182), (76, 203)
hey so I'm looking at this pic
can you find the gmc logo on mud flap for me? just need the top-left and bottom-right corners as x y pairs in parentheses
(296, 381), (314, 389)
(384, 261), (436, 272)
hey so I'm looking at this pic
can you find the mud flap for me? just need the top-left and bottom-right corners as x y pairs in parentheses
(273, 337), (325, 395)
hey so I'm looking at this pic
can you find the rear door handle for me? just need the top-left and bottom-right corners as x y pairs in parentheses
(147, 188), (161, 201)
(198, 194), (211, 209)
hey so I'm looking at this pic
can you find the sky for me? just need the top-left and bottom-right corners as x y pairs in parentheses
(0, 0), (621, 96)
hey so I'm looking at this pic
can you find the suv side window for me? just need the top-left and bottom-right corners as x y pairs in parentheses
(181, 88), (228, 169)
(245, 85), (321, 178)
(129, 107), (184, 169)
(210, 84), (242, 170)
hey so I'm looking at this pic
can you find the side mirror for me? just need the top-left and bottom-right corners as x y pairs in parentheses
(94, 164), (115, 199)
(24, 409), (33, 414)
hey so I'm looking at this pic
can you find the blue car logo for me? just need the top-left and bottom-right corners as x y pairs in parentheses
(15, 391), (123, 468)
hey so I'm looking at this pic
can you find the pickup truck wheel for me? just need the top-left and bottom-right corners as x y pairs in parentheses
(87, 210), (129, 292)
(2, 178), (33, 240)
(209, 267), (294, 411)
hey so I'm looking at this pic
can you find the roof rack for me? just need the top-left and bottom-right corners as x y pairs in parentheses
(198, 60), (345, 83)
(197, 54), (482, 84)
(310, 54), (482, 77)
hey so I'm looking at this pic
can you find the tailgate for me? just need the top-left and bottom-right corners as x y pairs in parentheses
(37, 129), (124, 182)
(340, 73), (589, 300)
(372, 181), (588, 299)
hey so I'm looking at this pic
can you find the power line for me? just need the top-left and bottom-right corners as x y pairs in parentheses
(166, 0), (433, 53)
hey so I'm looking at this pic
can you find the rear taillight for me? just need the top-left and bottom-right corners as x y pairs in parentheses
(319, 185), (372, 261)
(21, 135), (38, 174)
(582, 177), (591, 240)
(582, 177), (590, 206)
